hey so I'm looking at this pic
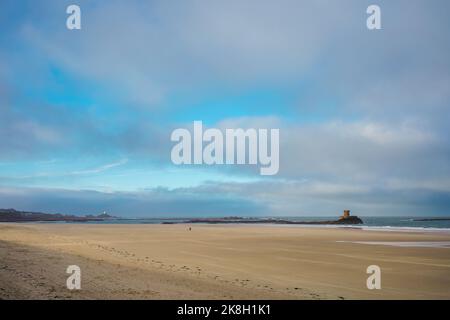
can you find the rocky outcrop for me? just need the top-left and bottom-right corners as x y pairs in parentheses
(412, 217), (450, 222)
(332, 215), (363, 225)
(185, 214), (364, 225)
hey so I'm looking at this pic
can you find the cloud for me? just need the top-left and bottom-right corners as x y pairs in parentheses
(70, 158), (128, 175)
(14, 0), (449, 115)
(0, 185), (266, 217)
(1, 178), (449, 217)
(201, 115), (450, 197)
(278, 119), (448, 180)
(0, 105), (64, 158)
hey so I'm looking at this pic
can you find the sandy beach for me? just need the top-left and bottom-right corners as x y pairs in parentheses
(1, 223), (449, 300)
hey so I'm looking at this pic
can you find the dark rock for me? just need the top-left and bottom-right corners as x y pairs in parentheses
(183, 214), (364, 225)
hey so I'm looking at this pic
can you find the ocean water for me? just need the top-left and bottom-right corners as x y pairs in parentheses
(59, 216), (450, 231)
(352, 216), (450, 229)
(280, 216), (450, 229)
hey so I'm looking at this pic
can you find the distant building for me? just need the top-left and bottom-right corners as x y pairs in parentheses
(340, 210), (351, 220)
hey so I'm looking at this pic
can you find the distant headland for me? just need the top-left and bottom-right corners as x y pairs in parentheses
(0, 208), (115, 222)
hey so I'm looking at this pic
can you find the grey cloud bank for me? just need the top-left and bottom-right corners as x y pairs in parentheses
(0, 180), (448, 217)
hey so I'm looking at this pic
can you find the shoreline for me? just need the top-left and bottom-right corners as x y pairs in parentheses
(5, 220), (450, 234)
(1, 223), (450, 299)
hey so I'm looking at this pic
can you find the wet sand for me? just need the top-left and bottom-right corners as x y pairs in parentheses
(1, 223), (449, 299)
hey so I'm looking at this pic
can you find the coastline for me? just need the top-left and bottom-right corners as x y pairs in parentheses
(1, 223), (450, 300)
(10, 220), (450, 234)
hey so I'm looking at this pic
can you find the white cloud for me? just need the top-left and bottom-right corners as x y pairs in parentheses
(70, 158), (129, 175)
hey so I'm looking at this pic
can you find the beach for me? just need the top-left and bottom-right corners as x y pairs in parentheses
(1, 223), (449, 300)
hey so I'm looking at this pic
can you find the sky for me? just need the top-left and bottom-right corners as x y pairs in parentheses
(0, 0), (449, 217)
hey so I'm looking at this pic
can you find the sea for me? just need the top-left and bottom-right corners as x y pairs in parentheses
(50, 216), (450, 232)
